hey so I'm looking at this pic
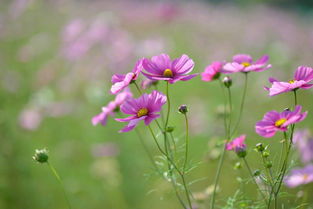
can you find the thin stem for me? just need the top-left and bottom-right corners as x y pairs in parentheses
(133, 81), (143, 95)
(134, 128), (161, 175)
(231, 73), (248, 137)
(147, 125), (192, 209)
(210, 147), (226, 209)
(183, 114), (189, 173)
(210, 80), (231, 209)
(170, 132), (177, 155)
(226, 87), (232, 139)
(165, 81), (171, 129)
(293, 90), (298, 106)
(242, 158), (267, 202)
(47, 162), (72, 209)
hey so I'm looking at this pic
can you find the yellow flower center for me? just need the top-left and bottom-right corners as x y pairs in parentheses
(303, 174), (309, 181)
(275, 118), (287, 127)
(289, 80), (295, 84)
(241, 62), (251, 67)
(137, 108), (148, 117)
(163, 69), (173, 77)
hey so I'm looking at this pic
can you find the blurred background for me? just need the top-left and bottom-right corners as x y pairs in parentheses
(1, 0), (313, 208)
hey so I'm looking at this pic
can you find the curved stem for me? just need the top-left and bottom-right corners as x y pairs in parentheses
(210, 147), (226, 209)
(183, 114), (189, 173)
(226, 87), (232, 139)
(47, 162), (72, 209)
(147, 126), (192, 209)
(231, 73), (248, 137)
(242, 158), (267, 202)
(134, 128), (161, 175)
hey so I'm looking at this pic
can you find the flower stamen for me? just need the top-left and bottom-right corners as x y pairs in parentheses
(163, 69), (173, 77)
(241, 62), (251, 67)
(275, 118), (287, 127)
(137, 108), (148, 117)
(303, 174), (309, 181)
(289, 80), (295, 84)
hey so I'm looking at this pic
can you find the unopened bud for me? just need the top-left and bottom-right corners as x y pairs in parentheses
(262, 151), (270, 158)
(178, 105), (188, 114)
(236, 147), (247, 158)
(253, 169), (261, 176)
(266, 161), (272, 168)
(223, 76), (232, 88)
(166, 126), (175, 133)
(33, 148), (49, 163)
(256, 143), (265, 152)
(234, 162), (242, 170)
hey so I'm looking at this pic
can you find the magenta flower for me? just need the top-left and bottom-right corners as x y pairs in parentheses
(284, 164), (313, 188)
(222, 54), (271, 74)
(294, 129), (313, 164)
(92, 89), (132, 126)
(255, 105), (307, 138)
(201, 61), (224, 82)
(264, 66), (313, 96)
(116, 90), (166, 132)
(142, 54), (197, 84)
(226, 135), (247, 152)
(110, 59), (143, 94)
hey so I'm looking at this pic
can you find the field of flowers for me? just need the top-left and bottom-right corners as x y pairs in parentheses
(1, 0), (313, 209)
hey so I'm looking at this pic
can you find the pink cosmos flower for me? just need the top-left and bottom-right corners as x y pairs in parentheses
(264, 66), (313, 96)
(222, 54), (271, 73)
(201, 61), (224, 82)
(294, 129), (313, 164)
(116, 90), (166, 132)
(110, 59), (143, 94)
(142, 54), (197, 84)
(284, 164), (313, 188)
(226, 135), (247, 152)
(255, 105), (307, 138)
(92, 89), (132, 126)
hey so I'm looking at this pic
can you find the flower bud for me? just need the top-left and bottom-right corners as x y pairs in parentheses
(235, 147), (247, 158)
(234, 162), (242, 170)
(255, 143), (265, 152)
(33, 148), (49, 163)
(262, 151), (270, 158)
(178, 105), (188, 114)
(223, 76), (232, 88)
(253, 169), (261, 176)
(266, 161), (272, 168)
(166, 126), (175, 133)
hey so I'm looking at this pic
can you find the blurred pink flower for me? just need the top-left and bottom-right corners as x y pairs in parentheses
(19, 107), (42, 131)
(226, 135), (246, 152)
(294, 129), (313, 164)
(264, 66), (313, 96)
(201, 61), (224, 82)
(222, 54), (271, 74)
(284, 164), (313, 188)
(92, 88), (133, 126)
(91, 142), (120, 157)
(110, 58), (143, 94)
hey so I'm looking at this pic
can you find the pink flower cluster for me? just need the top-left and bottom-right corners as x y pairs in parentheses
(92, 53), (198, 132)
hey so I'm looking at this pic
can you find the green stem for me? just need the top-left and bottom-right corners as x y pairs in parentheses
(134, 128), (161, 175)
(210, 147), (226, 209)
(133, 81), (143, 95)
(47, 162), (72, 209)
(165, 81), (171, 129)
(183, 114), (189, 173)
(231, 73), (248, 137)
(242, 158), (267, 202)
(210, 80), (231, 209)
(226, 87), (232, 139)
(147, 126), (192, 209)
